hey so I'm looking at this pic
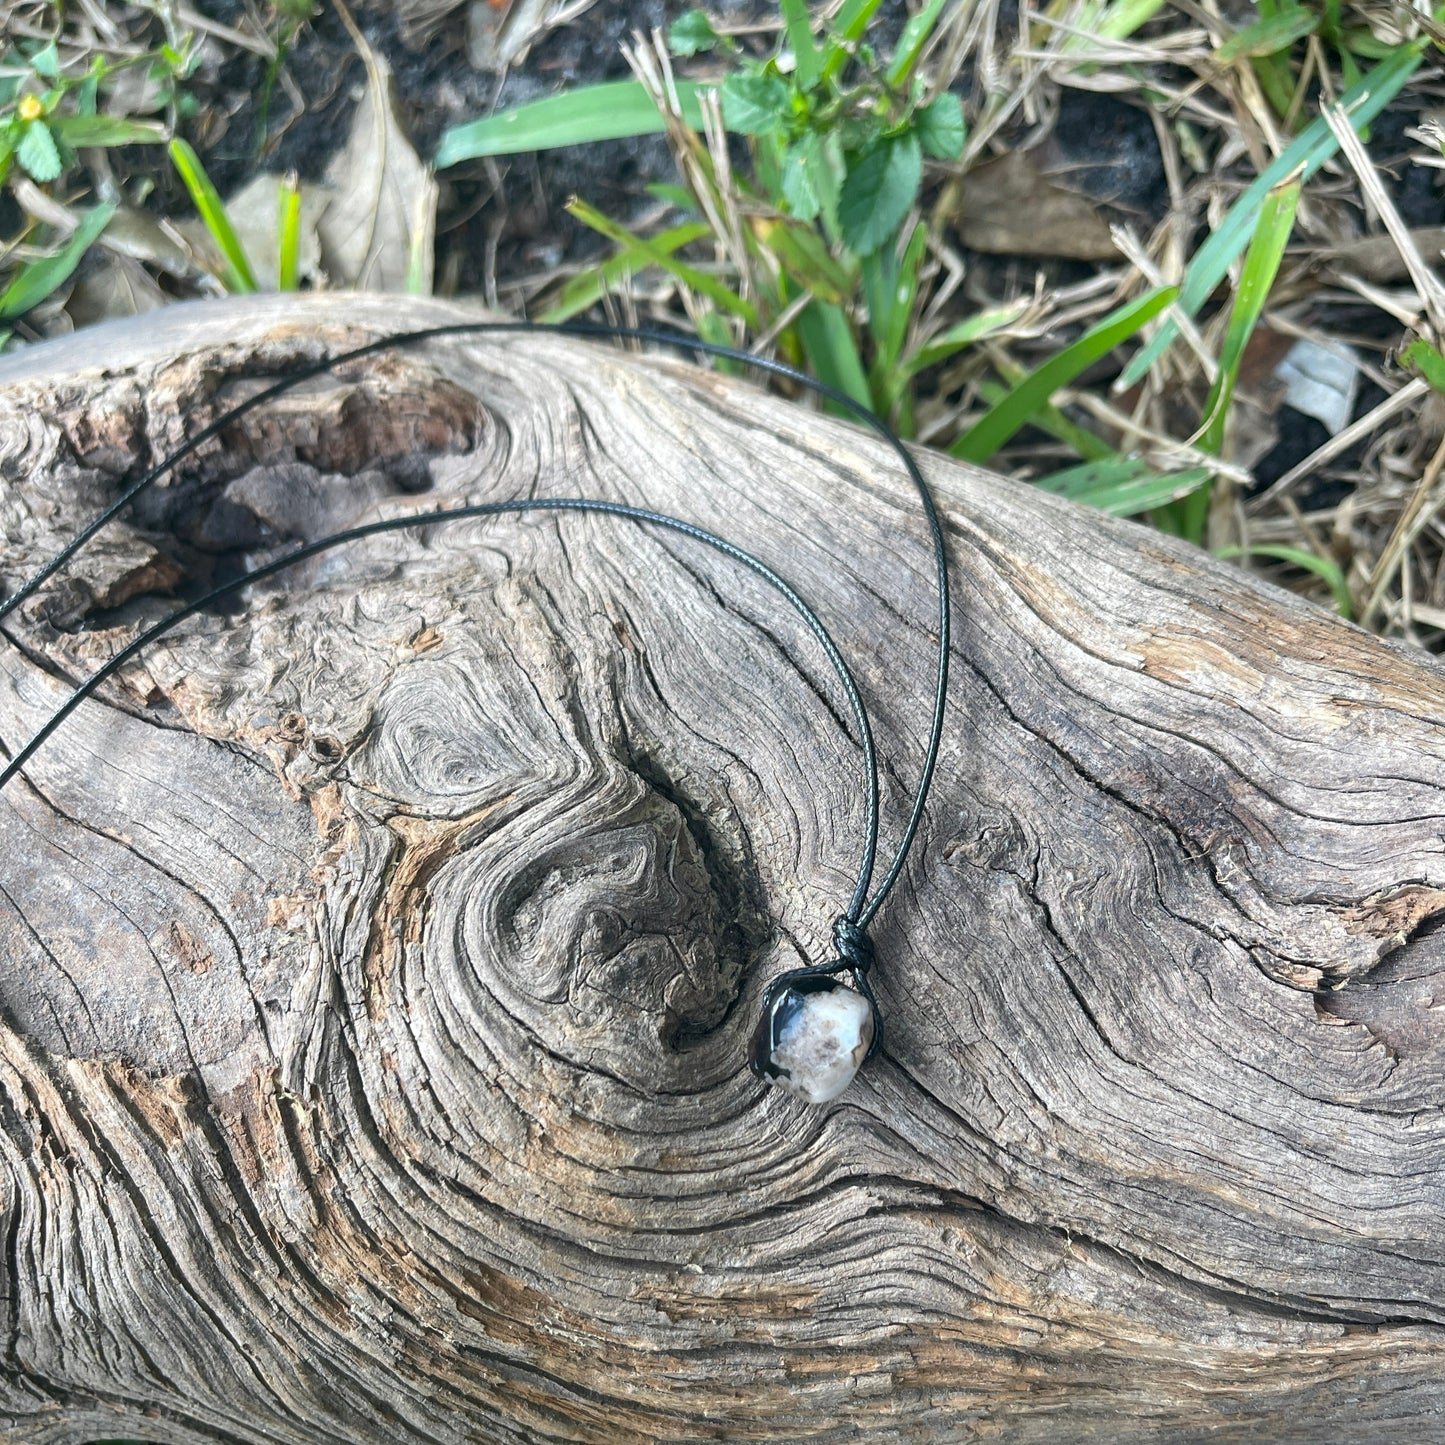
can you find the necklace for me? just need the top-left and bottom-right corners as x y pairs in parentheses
(0, 319), (950, 1105)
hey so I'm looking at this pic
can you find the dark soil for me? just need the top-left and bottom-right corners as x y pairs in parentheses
(1049, 88), (1169, 221)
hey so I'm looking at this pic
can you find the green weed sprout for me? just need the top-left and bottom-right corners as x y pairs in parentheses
(0, 40), (169, 187)
(0, 36), (175, 341)
(437, 0), (965, 428)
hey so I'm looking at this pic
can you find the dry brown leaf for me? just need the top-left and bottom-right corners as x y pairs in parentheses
(7, 187), (218, 292)
(65, 252), (168, 328)
(953, 152), (1119, 260)
(1329, 227), (1445, 285)
(101, 205), (218, 288)
(317, 46), (437, 292)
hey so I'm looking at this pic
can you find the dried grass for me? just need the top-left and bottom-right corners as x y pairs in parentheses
(914, 0), (1445, 646)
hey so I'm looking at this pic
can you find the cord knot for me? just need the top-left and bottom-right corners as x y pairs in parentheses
(832, 916), (875, 977)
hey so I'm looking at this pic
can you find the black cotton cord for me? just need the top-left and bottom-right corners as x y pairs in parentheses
(0, 319), (950, 1039)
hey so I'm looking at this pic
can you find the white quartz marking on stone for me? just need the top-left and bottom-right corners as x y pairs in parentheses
(770, 986), (874, 1104)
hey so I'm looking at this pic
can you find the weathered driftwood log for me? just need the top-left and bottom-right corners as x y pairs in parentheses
(2, 293), (1445, 1444)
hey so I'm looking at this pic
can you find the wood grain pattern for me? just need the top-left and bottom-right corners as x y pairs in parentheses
(1, 293), (1444, 1443)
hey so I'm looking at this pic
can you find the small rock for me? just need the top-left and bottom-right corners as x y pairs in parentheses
(750, 976), (874, 1105)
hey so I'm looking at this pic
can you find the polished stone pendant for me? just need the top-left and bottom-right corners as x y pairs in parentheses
(750, 974), (875, 1104)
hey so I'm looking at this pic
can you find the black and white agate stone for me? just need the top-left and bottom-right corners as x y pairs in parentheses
(750, 974), (874, 1104)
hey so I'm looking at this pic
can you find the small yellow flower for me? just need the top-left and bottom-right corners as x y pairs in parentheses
(17, 94), (43, 123)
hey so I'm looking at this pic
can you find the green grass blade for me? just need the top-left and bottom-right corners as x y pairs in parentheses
(781, 0), (821, 88)
(905, 298), (1032, 375)
(882, 221), (928, 371)
(753, 216), (854, 304)
(860, 247), (892, 354)
(435, 81), (706, 166)
(886, 0), (949, 85)
(693, 309), (747, 375)
(647, 181), (698, 212)
(407, 220), (431, 297)
(1164, 181), (1296, 541)
(865, 222), (928, 416)
(169, 138), (256, 293)
(1213, 7), (1318, 62)
(976, 371), (1116, 460)
(1061, 0), (1167, 51)
(48, 115), (168, 147)
(567, 199), (758, 325)
(1119, 45), (1419, 387)
(1199, 179), (1299, 455)
(1251, 50), (1299, 120)
(951, 285), (1177, 463)
(277, 172), (301, 291)
(540, 220), (711, 322)
(823, 0), (886, 79)
(0, 202), (115, 319)
(1095, 0), (1169, 41)
(1217, 543), (1353, 616)
(1032, 401), (1115, 461)
(832, 0), (885, 39)
(793, 296), (873, 410)
(1035, 457), (1213, 516)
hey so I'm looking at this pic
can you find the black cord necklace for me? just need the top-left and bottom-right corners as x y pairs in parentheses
(0, 318), (950, 1105)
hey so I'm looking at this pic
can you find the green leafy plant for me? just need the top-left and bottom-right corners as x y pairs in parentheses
(353, 1), (1445, 581)
(434, 2), (1221, 508)
(700, 0), (964, 260)
(437, 0), (969, 428)
(0, 40), (168, 188)
(0, 32), (194, 337)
